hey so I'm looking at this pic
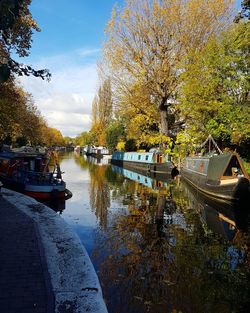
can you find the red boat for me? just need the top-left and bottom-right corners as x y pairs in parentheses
(0, 148), (71, 200)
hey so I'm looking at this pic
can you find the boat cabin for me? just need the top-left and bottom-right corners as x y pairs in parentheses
(184, 153), (248, 184)
(207, 153), (248, 185)
(112, 151), (169, 164)
(0, 151), (51, 182)
(183, 157), (210, 176)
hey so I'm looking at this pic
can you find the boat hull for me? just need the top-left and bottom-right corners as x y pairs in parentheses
(0, 176), (25, 193)
(0, 177), (67, 200)
(181, 168), (248, 202)
(111, 159), (175, 176)
(181, 152), (250, 202)
(24, 183), (66, 200)
(111, 164), (173, 184)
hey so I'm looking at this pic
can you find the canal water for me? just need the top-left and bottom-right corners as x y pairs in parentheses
(55, 152), (250, 313)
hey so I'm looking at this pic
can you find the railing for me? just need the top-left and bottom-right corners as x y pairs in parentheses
(12, 170), (63, 185)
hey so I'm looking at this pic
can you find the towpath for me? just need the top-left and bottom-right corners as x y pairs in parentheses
(0, 195), (52, 313)
(0, 188), (108, 313)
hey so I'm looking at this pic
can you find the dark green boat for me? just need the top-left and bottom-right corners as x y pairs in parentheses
(181, 138), (250, 202)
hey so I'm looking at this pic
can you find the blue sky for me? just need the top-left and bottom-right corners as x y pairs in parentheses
(19, 0), (124, 137)
(19, 0), (242, 137)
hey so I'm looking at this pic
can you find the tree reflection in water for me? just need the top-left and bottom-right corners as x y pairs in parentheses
(88, 166), (250, 313)
(88, 164), (110, 230)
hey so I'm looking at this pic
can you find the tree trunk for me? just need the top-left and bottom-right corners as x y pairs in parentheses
(159, 108), (169, 136)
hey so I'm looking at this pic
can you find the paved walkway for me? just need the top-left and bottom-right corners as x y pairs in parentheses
(0, 188), (108, 313)
(0, 196), (53, 313)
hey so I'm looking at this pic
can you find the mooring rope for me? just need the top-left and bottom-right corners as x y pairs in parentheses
(199, 134), (222, 154)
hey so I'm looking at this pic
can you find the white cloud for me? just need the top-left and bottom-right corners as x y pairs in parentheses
(76, 48), (101, 57)
(18, 48), (100, 137)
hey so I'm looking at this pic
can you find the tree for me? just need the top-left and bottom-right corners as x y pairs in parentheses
(0, 0), (51, 81)
(0, 79), (66, 147)
(105, 120), (124, 151)
(90, 78), (113, 145)
(42, 127), (65, 147)
(0, 79), (43, 144)
(178, 22), (250, 146)
(75, 131), (92, 146)
(103, 0), (233, 138)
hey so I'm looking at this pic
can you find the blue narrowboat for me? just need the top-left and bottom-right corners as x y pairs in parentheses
(111, 150), (178, 177)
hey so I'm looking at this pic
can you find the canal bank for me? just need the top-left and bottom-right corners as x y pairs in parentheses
(0, 188), (108, 313)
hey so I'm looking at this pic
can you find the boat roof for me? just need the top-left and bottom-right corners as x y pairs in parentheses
(207, 152), (248, 180)
(113, 150), (165, 155)
(0, 150), (47, 160)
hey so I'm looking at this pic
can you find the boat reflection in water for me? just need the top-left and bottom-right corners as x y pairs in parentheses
(180, 178), (250, 238)
(88, 164), (250, 313)
(111, 164), (173, 187)
(111, 164), (187, 235)
(86, 155), (110, 166)
(112, 164), (250, 241)
(54, 152), (250, 313)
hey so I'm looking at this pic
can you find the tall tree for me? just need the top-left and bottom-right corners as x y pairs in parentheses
(0, 79), (47, 145)
(103, 0), (233, 137)
(90, 78), (113, 145)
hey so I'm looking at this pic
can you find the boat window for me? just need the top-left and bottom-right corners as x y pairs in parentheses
(146, 155), (148, 161)
(138, 155), (141, 160)
(156, 154), (162, 163)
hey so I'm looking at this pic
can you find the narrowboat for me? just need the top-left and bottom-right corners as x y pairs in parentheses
(0, 148), (70, 200)
(111, 150), (178, 177)
(85, 145), (110, 158)
(181, 152), (250, 202)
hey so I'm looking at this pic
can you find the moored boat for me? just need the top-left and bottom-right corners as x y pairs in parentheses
(0, 148), (70, 200)
(85, 145), (110, 158)
(181, 136), (250, 202)
(111, 150), (179, 177)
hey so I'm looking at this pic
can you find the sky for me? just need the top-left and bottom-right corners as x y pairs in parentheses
(18, 0), (242, 138)
(18, 0), (124, 138)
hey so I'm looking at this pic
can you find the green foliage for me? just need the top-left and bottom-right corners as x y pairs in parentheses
(173, 132), (197, 158)
(105, 120), (124, 151)
(242, 160), (250, 175)
(75, 131), (92, 146)
(179, 22), (250, 147)
(63, 136), (75, 146)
